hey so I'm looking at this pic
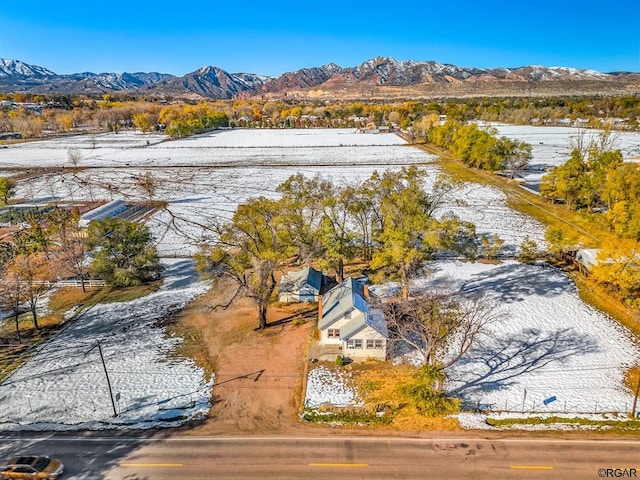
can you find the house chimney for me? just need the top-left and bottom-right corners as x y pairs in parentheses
(318, 295), (323, 321)
(363, 284), (369, 298)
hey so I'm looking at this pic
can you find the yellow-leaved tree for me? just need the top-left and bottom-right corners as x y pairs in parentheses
(591, 239), (640, 308)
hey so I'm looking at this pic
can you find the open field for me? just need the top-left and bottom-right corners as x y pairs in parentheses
(1, 126), (638, 431)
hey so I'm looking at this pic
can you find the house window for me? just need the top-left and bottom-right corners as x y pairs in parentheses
(327, 328), (340, 339)
(366, 339), (384, 349)
(347, 339), (363, 349)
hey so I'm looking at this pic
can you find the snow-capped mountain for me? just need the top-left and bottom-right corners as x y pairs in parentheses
(0, 59), (55, 78)
(0, 57), (637, 99)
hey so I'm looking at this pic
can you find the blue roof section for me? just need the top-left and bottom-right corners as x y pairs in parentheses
(319, 277), (367, 330)
(366, 309), (388, 338)
(279, 266), (322, 294)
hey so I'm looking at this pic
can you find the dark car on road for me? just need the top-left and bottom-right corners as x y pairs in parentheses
(0, 456), (64, 479)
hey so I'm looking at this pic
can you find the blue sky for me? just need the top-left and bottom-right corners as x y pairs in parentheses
(2, 0), (639, 76)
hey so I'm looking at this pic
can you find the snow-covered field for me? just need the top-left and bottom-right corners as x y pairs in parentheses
(10, 129), (545, 256)
(487, 124), (640, 186)
(0, 259), (213, 431)
(3, 126), (638, 431)
(437, 260), (639, 415)
(0, 129), (412, 168)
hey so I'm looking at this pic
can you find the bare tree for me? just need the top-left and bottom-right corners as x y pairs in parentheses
(67, 148), (82, 171)
(4, 252), (52, 331)
(376, 291), (502, 370)
(47, 208), (90, 291)
(135, 171), (162, 204)
(0, 274), (25, 342)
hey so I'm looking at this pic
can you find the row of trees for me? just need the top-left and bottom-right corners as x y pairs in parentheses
(540, 133), (640, 239)
(3, 94), (639, 141)
(196, 167), (488, 329)
(538, 133), (640, 307)
(424, 121), (532, 176)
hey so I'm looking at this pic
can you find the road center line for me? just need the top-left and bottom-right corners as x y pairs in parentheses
(510, 465), (554, 470)
(120, 463), (184, 467)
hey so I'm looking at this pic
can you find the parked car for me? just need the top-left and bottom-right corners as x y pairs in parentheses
(0, 456), (64, 479)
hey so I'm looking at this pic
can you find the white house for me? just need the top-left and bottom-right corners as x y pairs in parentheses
(278, 266), (323, 303)
(318, 277), (388, 361)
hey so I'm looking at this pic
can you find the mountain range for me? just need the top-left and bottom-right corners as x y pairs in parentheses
(1, 57), (638, 100)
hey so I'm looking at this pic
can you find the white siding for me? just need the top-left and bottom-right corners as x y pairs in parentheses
(342, 326), (387, 360)
(319, 310), (364, 345)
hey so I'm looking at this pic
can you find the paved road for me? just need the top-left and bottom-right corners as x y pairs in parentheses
(1, 433), (639, 479)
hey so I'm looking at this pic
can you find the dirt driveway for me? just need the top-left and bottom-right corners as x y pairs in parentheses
(176, 282), (317, 435)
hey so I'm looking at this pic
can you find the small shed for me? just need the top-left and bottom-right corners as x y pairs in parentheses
(575, 248), (599, 274)
(278, 266), (322, 303)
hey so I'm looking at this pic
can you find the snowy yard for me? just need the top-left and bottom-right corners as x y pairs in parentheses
(0, 259), (213, 431)
(2, 126), (638, 430)
(305, 260), (640, 426)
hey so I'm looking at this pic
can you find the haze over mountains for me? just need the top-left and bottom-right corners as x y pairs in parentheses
(1, 57), (638, 100)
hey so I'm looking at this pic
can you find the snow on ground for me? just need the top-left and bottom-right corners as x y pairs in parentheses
(11, 128), (544, 256)
(304, 365), (361, 408)
(0, 259), (213, 431)
(173, 128), (407, 148)
(0, 129), (409, 168)
(2, 127), (630, 431)
(486, 124), (640, 186)
(335, 259), (640, 428)
(432, 260), (638, 415)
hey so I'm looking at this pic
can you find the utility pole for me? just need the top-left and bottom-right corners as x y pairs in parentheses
(86, 340), (118, 417)
(631, 374), (640, 419)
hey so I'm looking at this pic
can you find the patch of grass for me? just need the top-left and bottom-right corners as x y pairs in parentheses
(302, 407), (393, 426)
(570, 273), (640, 339)
(48, 286), (96, 312)
(486, 416), (640, 431)
(88, 281), (161, 305)
(316, 360), (460, 430)
(165, 321), (216, 380)
(624, 365), (640, 393)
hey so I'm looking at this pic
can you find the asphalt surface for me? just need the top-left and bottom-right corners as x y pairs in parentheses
(1, 432), (639, 479)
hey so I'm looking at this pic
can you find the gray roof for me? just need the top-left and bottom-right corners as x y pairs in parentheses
(319, 277), (366, 330)
(279, 267), (322, 294)
(340, 308), (388, 340)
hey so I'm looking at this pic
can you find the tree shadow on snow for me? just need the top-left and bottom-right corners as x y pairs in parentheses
(447, 327), (599, 399)
(460, 263), (571, 303)
(160, 259), (200, 290)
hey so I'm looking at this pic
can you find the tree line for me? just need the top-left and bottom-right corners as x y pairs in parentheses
(422, 120), (532, 176)
(2, 93), (639, 141)
(539, 132), (640, 308)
